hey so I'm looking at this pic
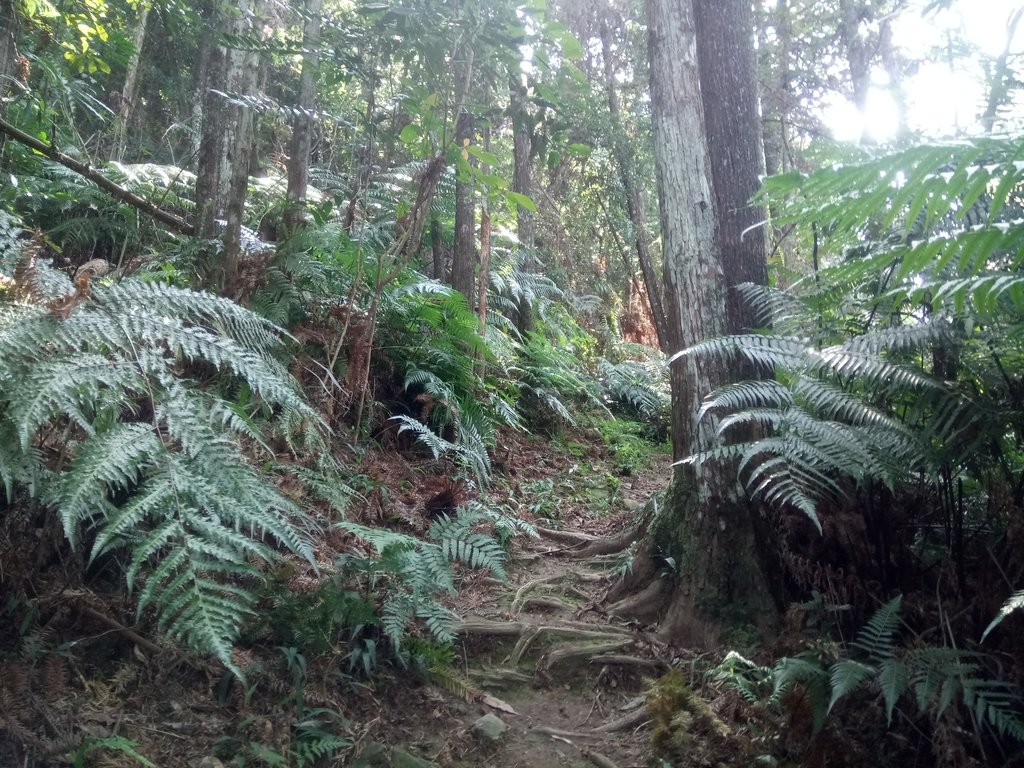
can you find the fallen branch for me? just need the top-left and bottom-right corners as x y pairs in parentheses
(79, 604), (165, 657)
(0, 116), (195, 236)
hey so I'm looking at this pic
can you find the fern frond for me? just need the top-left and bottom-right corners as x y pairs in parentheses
(983, 589), (1024, 640)
(851, 596), (903, 661)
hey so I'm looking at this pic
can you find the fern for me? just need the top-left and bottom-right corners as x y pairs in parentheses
(337, 502), (524, 651)
(983, 589), (1024, 640)
(0, 236), (328, 671)
(764, 597), (1024, 738)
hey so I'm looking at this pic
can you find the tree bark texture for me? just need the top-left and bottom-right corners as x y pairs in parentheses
(600, 19), (670, 352)
(194, 0), (262, 295)
(284, 0), (323, 233)
(694, 0), (767, 338)
(632, 0), (773, 645)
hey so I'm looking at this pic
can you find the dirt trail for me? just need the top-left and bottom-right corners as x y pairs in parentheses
(403, 443), (673, 768)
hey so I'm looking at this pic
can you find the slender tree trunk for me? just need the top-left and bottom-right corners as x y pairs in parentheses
(599, 20), (669, 351)
(452, 106), (476, 301)
(431, 216), (445, 281)
(110, 3), (151, 162)
(478, 109), (492, 334)
(607, 0), (774, 646)
(194, 0), (262, 295)
(284, 0), (323, 233)
(511, 76), (535, 334)
(839, 0), (870, 116)
(0, 0), (17, 155)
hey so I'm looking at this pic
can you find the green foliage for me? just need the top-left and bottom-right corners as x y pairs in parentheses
(0, 223), (332, 670)
(750, 598), (1024, 743)
(74, 737), (156, 768)
(337, 502), (530, 654)
(681, 134), (1024, 541)
(597, 355), (669, 423)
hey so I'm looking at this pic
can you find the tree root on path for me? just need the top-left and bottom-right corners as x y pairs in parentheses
(581, 749), (620, 768)
(605, 577), (670, 624)
(517, 595), (577, 613)
(528, 725), (604, 741)
(535, 526), (598, 546)
(539, 639), (633, 672)
(470, 667), (534, 688)
(590, 654), (667, 671)
(535, 526), (641, 560)
(592, 705), (650, 733)
(456, 617), (633, 639)
(511, 573), (594, 614)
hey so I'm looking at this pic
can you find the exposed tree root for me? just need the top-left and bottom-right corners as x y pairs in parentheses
(471, 668), (534, 688)
(590, 654), (666, 670)
(605, 577), (671, 623)
(528, 726), (603, 741)
(540, 639), (633, 672)
(535, 526), (599, 546)
(518, 595), (576, 613)
(572, 527), (641, 559)
(581, 748), (620, 768)
(592, 705), (650, 733)
(509, 625), (542, 666)
(456, 618), (633, 640)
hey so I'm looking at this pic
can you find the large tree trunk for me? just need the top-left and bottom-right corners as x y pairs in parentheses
(694, 0), (768, 338)
(194, 0), (262, 295)
(599, 19), (670, 352)
(607, 0), (774, 646)
(284, 0), (323, 233)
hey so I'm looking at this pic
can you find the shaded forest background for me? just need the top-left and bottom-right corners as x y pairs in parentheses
(3, 0), (1024, 765)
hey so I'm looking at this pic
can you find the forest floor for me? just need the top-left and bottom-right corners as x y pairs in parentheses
(3, 422), (723, 768)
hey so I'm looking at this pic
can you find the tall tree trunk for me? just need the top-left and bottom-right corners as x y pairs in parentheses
(599, 19), (670, 352)
(0, 0), (17, 155)
(607, 0), (774, 646)
(194, 0), (262, 295)
(110, 3), (151, 162)
(694, 0), (767, 338)
(284, 0), (323, 233)
(758, 0), (791, 178)
(477, 107), (492, 335)
(452, 106), (476, 301)
(511, 76), (535, 334)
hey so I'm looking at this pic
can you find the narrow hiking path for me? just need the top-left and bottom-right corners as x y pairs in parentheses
(359, 430), (675, 768)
